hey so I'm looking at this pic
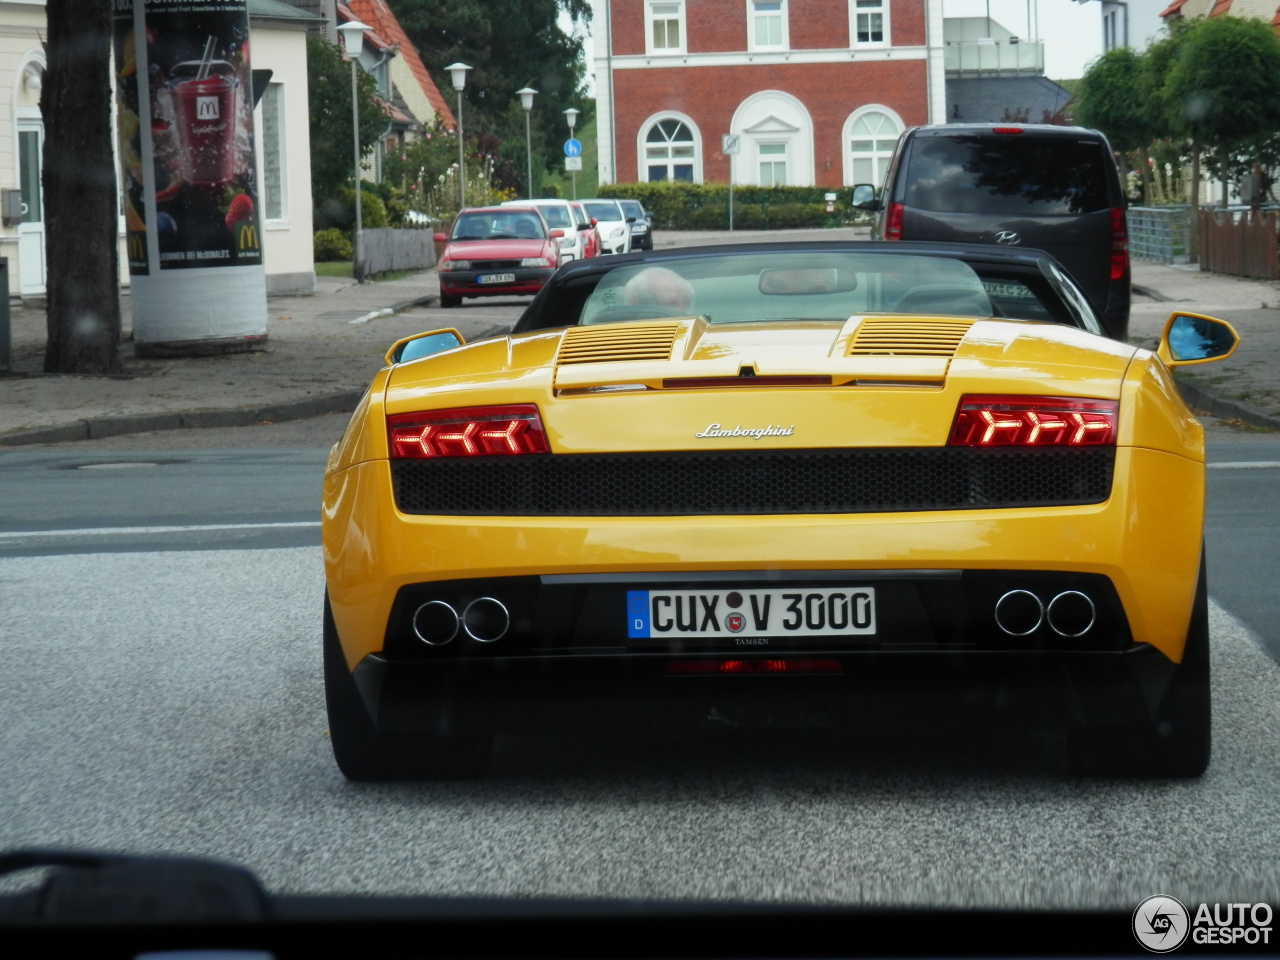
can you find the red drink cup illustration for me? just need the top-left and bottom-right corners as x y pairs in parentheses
(170, 61), (238, 185)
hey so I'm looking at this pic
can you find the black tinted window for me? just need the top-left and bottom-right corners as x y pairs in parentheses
(904, 135), (1112, 215)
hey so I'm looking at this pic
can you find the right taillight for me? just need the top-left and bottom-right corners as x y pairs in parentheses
(1110, 207), (1129, 281)
(884, 201), (904, 241)
(948, 395), (1117, 447)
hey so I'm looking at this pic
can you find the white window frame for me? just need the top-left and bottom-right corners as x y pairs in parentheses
(747, 0), (789, 52)
(260, 82), (288, 224)
(848, 0), (890, 47)
(646, 1), (687, 55)
(757, 141), (788, 186)
(842, 104), (904, 188)
(637, 112), (703, 183)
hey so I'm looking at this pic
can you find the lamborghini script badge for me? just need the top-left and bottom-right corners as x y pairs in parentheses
(696, 423), (795, 439)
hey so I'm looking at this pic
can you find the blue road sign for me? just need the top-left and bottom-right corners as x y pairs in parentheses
(564, 138), (582, 158)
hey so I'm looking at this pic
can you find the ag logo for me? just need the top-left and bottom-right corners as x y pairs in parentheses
(1133, 895), (1190, 953)
(725, 613), (746, 633)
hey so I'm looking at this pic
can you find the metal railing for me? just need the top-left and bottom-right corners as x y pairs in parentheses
(1128, 206), (1191, 265)
(944, 40), (1045, 77)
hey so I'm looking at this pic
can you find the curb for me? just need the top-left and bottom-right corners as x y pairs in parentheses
(1175, 377), (1280, 431)
(0, 390), (365, 447)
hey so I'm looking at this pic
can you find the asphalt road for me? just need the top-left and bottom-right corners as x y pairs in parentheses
(2, 414), (1279, 907)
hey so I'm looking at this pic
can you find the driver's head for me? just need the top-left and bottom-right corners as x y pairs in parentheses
(621, 267), (695, 313)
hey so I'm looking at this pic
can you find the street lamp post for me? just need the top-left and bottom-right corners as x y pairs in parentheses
(337, 20), (371, 283)
(445, 63), (472, 211)
(563, 108), (580, 199)
(516, 87), (537, 199)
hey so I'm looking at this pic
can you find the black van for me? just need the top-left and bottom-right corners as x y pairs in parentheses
(852, 124), (1130, 341)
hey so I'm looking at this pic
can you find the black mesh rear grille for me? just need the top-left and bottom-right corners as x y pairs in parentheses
(390, 448), (1114, 516)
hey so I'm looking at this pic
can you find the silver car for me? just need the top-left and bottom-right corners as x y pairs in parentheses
(581, 199), (632, 255)
(501, 199), (586, 261)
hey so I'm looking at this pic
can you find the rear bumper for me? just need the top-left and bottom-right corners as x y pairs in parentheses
(440, 267), (555, 297)
(350, 645), (1178, 737)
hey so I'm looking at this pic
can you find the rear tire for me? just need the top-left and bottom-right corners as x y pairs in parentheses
(1067, 551), (1210, 777)
(439, 294), (462, 309)
(324, 593), (491, 781)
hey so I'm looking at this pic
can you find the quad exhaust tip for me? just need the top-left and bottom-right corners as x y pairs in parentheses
(413, 600), (460, 646)
(993, 589), (1044, 636)
(1046, 590), (1096, 638)
(463, 597), (510, 643)
(994, 589), (1096, 637)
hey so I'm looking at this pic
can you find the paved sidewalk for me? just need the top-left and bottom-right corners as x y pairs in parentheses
(2, 245), (1279, 446)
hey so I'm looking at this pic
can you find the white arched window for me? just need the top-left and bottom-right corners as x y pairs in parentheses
(640, 116), (700, 182)
(844, 106), (903, 187)
(729, 91), (814, 187)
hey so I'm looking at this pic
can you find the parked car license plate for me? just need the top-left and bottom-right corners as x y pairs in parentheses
(477, 273), (516, 285)
(626, 588), (875, 639)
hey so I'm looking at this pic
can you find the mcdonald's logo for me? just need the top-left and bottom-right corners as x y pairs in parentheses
(238, 224), (259, 251)
(128, 234), (145, 260)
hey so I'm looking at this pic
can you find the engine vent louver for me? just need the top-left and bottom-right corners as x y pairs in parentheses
(848, 319), (974, 358)
(556, 322), (681, 365)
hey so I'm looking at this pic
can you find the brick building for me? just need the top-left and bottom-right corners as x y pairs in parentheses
(591, 0), (946, 188)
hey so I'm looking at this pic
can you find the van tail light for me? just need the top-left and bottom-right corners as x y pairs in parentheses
(1110, 207), (1129, 282)
(388, 405), (550, 458)
(884, 201), (904, 241)
(992, 126), (1024, 134)
(948, 395), (1117, 447)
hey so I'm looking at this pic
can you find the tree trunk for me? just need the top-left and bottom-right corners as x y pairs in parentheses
(1188, 141), (1201, 261)
(1220, 144), (1230, 207)
(42, 0), (121, 374)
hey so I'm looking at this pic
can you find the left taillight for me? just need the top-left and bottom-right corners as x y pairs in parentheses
(1110, 207), (1129, 282)
(388, 405), (550, 458)
(948, 395), (1117, 447)
(884, 201), (904, 241)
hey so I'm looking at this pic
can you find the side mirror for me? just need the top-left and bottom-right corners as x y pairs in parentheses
(432, 232), (448, 243)
(550, 229), (564, 239)
(1157, 312), (1239, 367)
(625, 216), (636, 223)
(590, 218), (598, 227)
(851, 184), (881, 211)
(385, 328), (465, 365)
(577, 223), (591, 231)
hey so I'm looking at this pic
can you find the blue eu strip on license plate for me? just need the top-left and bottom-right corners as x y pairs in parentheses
(626, 588), (875, 639)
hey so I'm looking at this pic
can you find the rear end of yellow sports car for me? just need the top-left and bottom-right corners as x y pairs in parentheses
(321, 246), (1235, 780)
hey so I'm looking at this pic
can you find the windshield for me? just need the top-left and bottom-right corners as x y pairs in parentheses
(451, 210), (547, 240)
(534, 204), (573, 228)
(619, 200), (645, 218)
(583, 200), (623, 221)
(575, 252), (991, 324)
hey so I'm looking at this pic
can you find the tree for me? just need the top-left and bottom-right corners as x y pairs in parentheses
(43, 0), (121, 374)
(393, 1), (593, 194)
(306, 33), (389, 214)
(1074, 48), (1151, 199)
(1165, 15), (1280, 207)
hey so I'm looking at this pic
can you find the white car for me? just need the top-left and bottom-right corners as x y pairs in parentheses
(581, 199), (632, 255)
(501, 199), (586, 261)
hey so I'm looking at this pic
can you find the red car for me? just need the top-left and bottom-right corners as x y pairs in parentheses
(433, 206), (563, 307)
(568, 201), (603, 259)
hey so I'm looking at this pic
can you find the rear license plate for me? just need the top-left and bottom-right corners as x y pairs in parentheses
(627, 588), (875, 639)
(477, 273), (516, 285)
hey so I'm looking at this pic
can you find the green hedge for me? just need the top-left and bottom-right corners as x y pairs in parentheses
(598, 182), (858, 230)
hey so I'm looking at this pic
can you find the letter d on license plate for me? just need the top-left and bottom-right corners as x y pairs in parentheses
(627, 587), (875, 639)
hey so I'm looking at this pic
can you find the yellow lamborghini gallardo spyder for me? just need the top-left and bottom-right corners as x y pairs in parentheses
(321, 242), (1238, 781)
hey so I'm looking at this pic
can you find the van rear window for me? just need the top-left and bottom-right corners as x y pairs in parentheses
(903, 135), (1111, 215)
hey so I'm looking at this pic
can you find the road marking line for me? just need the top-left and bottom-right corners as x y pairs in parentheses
(0, 521), (321, 541)
(1208, 461), (1280, 469)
